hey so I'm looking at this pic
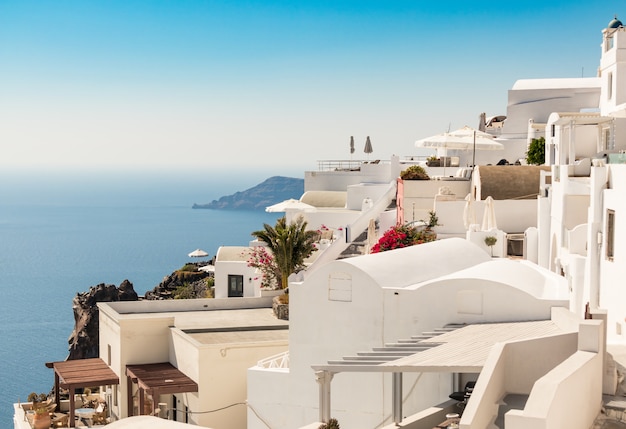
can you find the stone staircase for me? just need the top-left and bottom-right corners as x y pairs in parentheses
(324, 324), (465, 367)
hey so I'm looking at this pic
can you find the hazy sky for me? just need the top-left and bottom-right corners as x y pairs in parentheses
(0, 1), (619, 175)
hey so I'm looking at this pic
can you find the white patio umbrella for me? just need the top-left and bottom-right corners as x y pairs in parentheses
(415, 125), (503, 171)
(188, 249), (209, 258)
(266, 199), (316, 224)
(265, 199), (316, 213)
(463, 193), (477, 230)
(481, 196), (498, 231)
(199, 265), (215, 273)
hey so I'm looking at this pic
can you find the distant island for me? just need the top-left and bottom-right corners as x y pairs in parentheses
(192, 176), (304, 211)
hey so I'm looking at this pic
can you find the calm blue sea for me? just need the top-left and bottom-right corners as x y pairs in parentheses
(0, 168), (287, 427)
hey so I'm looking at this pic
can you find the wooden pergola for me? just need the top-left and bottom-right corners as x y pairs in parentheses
(126, 362), (198, 417)
(46, 358), (119, 428)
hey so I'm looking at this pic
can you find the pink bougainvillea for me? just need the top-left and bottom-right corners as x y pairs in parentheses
(370, 224), (436, 253)
(245, 247), (280, 289)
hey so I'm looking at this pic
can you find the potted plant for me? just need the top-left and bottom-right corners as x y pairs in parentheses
(484, 235), (498, 256)
(318, 418), (340, 429)
(421, 210), (440, 240)
(32, 405), (51, 429)
(426, 155), (440, 167)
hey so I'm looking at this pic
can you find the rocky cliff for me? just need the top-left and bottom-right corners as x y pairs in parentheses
(192, 175), (304, 210)
(67, 266), (213, 359)
(144, 264), (212, 299)
(67, 280), (139, 360)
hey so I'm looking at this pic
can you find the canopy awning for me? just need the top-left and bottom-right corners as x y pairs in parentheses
(311, 320), (567, 374)
(310, 320), (574, 424)
(126, 363), (198, 416)
(46, 358), (119, 427)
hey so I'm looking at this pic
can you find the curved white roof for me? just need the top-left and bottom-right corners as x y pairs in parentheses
(420, 258), (568, 300)
(512, 77), (600, 90)
(216, 246), (251, 262)
(105, 416), (207, 428)
(339, 238), (490, 289)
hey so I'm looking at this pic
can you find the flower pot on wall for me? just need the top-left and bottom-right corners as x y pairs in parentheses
(33, 412), (51, 429)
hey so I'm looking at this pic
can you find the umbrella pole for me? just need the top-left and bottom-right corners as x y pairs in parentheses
(472, 130), (476, 167)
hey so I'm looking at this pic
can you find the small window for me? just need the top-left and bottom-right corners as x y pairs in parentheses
(328, 272), (352, 302)
(551, 124), (556, 138)
(608, 72), (614, 100)
(607, 209), (615, 261)
(107, 344), (112, 365)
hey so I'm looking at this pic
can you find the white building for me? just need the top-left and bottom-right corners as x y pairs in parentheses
(16, 13), (626, 429)
(97, 298), (288, 429)
(247, 238), (574, 429)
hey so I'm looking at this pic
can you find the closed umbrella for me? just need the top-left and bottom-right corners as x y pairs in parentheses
(481, 196), (498, 231)
(364, 136), (373, 158)
(350, 136), (355, 155)
(463, 193), (477, 230)
(367, 218), (377, 253)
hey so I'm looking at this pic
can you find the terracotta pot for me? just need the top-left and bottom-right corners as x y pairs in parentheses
(33, 412), (50, 429)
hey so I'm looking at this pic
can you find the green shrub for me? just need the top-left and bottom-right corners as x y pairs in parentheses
(28, 392), (48, 403)
(400, 165), (430, 180)
(526, 137), (545, 165)
(180, 263), (197, 272)
(173, 283), (194, 299)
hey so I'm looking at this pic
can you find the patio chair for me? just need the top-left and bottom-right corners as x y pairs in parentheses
(51, 413), (69, 427)
(449, 381), (475, 410)
(91, 402), (107, 425)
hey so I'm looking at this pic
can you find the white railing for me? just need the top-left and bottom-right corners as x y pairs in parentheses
(302, 180), (397, 276)
(257, 351), (290, 369)
(316, 159), (379, 171)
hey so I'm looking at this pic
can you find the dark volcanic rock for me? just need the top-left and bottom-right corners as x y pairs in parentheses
(192, 176), (304, 210)
(67, 280), (139, 360)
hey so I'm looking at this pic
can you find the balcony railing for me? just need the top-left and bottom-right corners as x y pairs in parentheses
(257, 351), (290, 369)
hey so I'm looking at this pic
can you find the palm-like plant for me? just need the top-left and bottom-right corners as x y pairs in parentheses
(252, 216), (318, 289)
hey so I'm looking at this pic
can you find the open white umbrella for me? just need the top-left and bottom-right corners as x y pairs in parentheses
(198, 265), (215, 273)
(463, 193), (477, 230)
(188, 249), (209, 258)
(265, 199), (316, 213)
(266, 198), (316, 224)
(415, 125), (503, 169)
(481, 196), (498, 231)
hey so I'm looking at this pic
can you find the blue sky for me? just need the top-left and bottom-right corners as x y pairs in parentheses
(0, 0), (618, 176)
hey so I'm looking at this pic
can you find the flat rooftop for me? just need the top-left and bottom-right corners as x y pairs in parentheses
(99, 298), (289, 330)
(186, 328), (289, 345)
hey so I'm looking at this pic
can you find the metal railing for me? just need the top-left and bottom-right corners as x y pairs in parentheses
(316, 160), (371, 171)
(256, 351), (290, 369)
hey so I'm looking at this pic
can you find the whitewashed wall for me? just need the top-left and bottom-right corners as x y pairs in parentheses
(248, 245), (568, 429)
(598, 165), (626, 343)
